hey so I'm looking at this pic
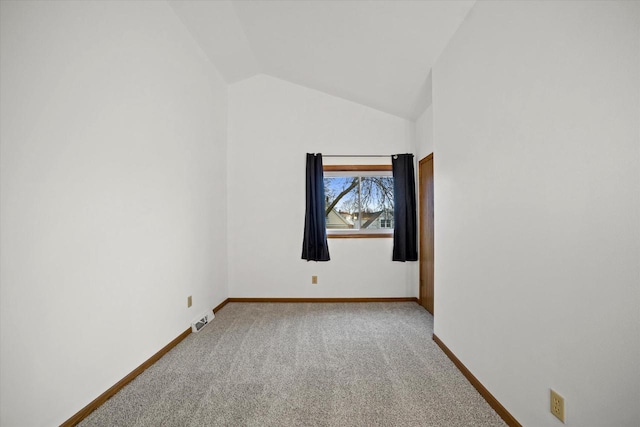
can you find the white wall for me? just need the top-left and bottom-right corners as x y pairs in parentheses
(433, 1), (639, 426)
(228, 75), (417, 298)
(0, 1), (228, 425)
(416, 104), (434, 161)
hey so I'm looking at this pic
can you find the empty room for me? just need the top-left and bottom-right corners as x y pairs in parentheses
(1, 1), (638, 426)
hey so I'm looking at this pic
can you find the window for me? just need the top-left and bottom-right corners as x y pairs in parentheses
(324, 165), (394, 238)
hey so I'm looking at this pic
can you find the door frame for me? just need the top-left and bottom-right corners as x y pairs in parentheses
(418, 153), (434, 315)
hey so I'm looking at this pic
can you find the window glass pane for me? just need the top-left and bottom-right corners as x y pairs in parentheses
(324, 176), (359, 230)
(359, 176), (394, 230)
(324, 174), (394, 232)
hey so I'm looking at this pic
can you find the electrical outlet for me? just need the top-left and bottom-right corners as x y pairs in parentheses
(187, 295), (192, 308)
(311, 276), (318, 284)
(550, 389), (565, 423)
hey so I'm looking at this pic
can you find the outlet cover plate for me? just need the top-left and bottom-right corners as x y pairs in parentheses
(550, 389), (565, 423)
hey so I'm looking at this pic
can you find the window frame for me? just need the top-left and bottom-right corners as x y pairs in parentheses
(323, 164), (394, 239)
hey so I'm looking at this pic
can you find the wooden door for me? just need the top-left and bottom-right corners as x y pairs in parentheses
(419, 154), (434, 314)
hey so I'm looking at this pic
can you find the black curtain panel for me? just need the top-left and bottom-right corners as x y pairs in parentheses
(302, 153), (330, 261)
(392, 154), (418, 262)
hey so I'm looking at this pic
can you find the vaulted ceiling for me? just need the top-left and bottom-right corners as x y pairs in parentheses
(168, 0), (475, 120)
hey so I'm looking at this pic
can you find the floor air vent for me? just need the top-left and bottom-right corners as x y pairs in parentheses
(191, 310), (214, 332)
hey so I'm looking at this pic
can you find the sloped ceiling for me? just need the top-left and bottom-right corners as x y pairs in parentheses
(168, 0), (475, 120)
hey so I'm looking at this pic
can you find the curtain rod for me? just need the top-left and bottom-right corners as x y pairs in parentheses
(322, 154), (393, 158)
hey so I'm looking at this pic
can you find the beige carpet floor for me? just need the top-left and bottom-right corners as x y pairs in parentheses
(79, 302), (506, 426)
